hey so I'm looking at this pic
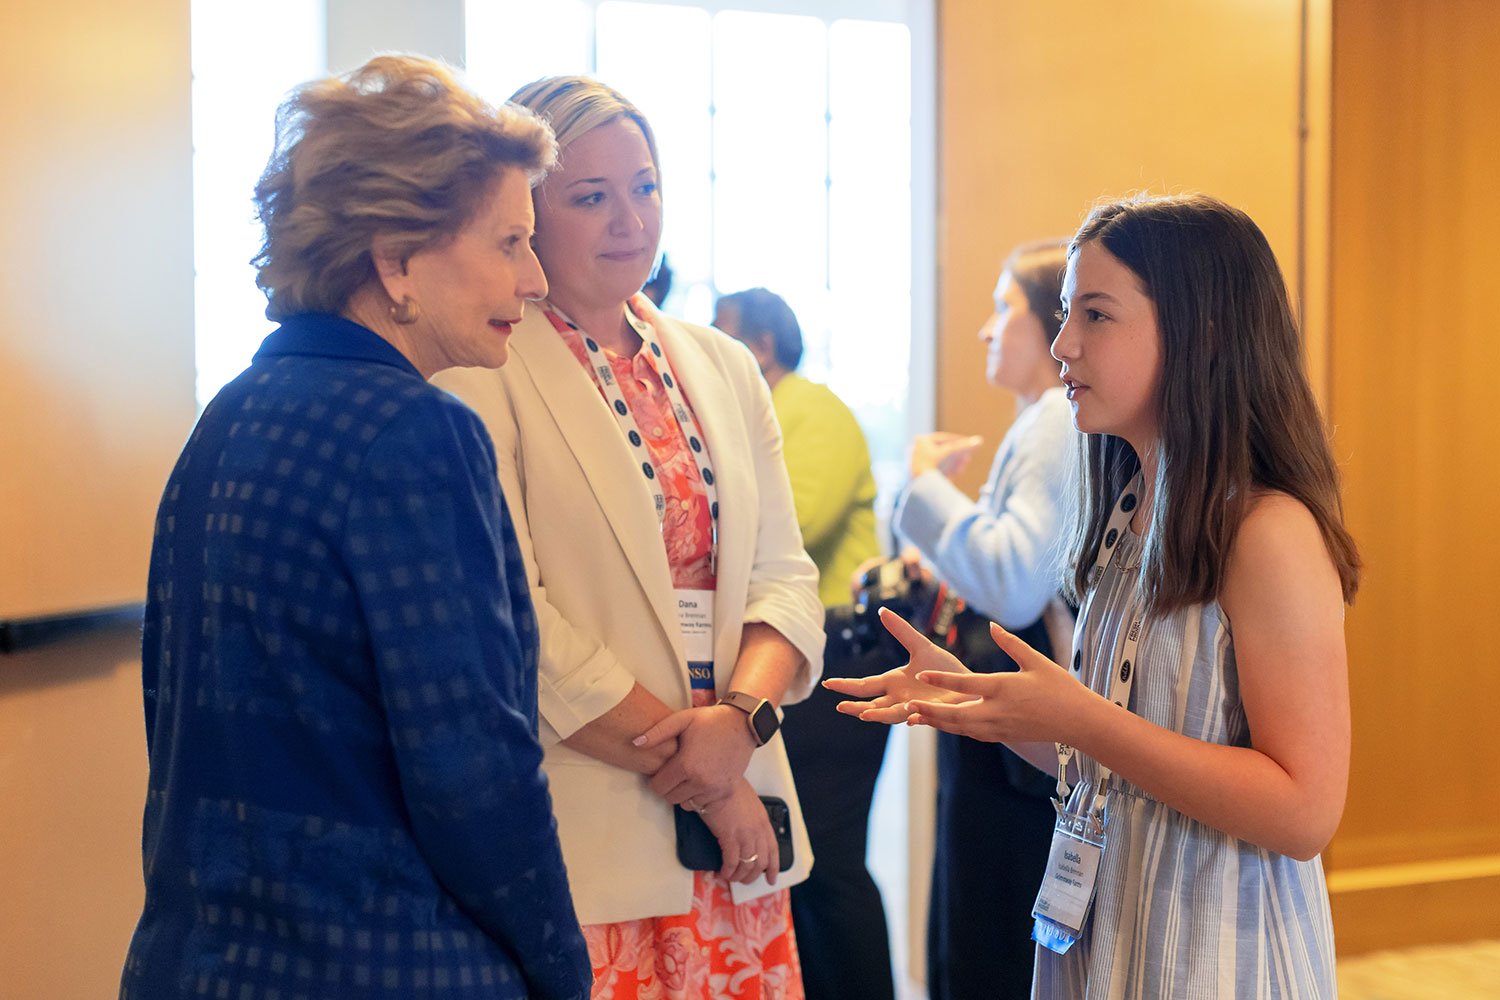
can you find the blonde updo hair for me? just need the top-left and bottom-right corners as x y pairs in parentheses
(253, 54), (557, 321)
(508, 75), (660, 175)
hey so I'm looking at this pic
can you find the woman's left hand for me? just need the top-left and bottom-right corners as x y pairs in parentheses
(699, 778), (780, 885)
(910, 431), (984, 479)
(635, 703), (757, 807)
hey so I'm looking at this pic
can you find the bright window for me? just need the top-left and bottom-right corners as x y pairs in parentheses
(190, 0), (325, 406)
(466, 0), (932, 513)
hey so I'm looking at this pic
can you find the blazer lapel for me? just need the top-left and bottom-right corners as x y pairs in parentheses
(646, 311), (756, 666)
(508, 312), (685, 671)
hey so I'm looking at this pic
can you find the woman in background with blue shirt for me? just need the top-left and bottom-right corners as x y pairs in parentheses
(889, 240), (1075, 1000)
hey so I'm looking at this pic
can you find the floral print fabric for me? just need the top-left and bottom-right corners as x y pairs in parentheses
(584, 868), (803, 1000)
(545, 298), (804, 999)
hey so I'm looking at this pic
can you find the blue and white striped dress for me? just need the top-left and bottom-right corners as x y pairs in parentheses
(1033, 527), (1337, 999)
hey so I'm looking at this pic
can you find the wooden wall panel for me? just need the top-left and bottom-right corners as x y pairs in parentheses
(937, 0), (1306, 496)
(0, 629), (147, 998)
(0, 0), (196, 620)
(1325, 0), (1500, 950)
(0, 2), (189, 996)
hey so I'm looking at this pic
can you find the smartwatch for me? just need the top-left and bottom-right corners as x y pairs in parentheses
(719, 691), (780, 746)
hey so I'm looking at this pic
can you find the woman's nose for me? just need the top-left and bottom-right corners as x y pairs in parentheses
(609, 203), (643, 236)
(519, 246), (548, 302)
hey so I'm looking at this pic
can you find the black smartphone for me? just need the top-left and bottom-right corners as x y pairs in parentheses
(674, 796), (794, 873)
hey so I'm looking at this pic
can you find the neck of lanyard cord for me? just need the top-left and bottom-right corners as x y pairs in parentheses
(1054, 473), (1145, 823)
(553, 301), (720, 575)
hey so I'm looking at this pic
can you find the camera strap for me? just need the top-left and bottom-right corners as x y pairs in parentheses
(926, 584), (963, 647)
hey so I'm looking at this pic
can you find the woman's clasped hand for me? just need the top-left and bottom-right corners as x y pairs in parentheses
(636, 702), (760, 807)
(701, 779), (783, 885)
(634, 704), (783, 885)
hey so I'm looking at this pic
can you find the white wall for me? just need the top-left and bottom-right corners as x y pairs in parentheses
(326, 0), (466, 72)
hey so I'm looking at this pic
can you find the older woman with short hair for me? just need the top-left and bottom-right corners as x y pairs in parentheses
(120, 55), (591, 1000)
(436, 76), (824, 999)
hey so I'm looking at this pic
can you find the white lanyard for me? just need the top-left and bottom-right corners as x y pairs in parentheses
(552, 301), (720, 574)
(1054, 473), (1145, 821)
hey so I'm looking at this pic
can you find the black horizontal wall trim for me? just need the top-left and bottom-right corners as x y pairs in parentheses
(0, 604), (144, 654)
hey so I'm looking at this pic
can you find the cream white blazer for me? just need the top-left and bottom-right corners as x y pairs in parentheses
(434, 305), (825, 926)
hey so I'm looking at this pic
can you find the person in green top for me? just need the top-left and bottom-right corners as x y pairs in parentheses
(713, 288), (880, 606)
(714, 288), (895, 1000)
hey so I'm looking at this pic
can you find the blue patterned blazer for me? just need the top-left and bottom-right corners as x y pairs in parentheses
(121, 314), (591, 1000)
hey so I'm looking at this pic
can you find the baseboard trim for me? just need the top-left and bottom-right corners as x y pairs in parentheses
(1328, 853), (1500, 893)
(1330, 866), (1500, 955)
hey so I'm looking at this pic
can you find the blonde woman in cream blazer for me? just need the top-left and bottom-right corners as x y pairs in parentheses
(434, 76), (824, 998)
(438, 301), (823, 915)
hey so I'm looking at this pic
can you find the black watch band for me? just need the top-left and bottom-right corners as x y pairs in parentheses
(719, 691), (780, 746)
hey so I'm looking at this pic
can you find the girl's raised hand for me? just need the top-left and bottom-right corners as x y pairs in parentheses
(823, 608), (977, 724)
(905, 621), (1090, 744)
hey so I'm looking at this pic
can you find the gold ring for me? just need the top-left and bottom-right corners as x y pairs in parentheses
(740, 853), (759, 865)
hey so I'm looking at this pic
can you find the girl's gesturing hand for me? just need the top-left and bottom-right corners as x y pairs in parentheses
(824, 608), (1092, 746)
(823, 607), (978, 723)
(905, 620), (1091, 746)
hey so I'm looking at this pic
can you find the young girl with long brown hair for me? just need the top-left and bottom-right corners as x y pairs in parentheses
(829, 193), (1359, 997)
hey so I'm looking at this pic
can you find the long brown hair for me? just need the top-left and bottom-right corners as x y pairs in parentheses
(1063, 194), (1361, 613)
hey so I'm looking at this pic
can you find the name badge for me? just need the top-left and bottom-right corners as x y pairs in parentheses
(1031, 805), (1107, 954)
(676, 589), (715, 689)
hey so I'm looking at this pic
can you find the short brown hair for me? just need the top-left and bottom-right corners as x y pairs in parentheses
(253, 54), (557, 320)
(714, 288), (803, 370)
(1002, 239), (1069, 348)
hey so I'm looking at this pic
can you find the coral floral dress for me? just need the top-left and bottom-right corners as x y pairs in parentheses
(546, 297), (804, 1000)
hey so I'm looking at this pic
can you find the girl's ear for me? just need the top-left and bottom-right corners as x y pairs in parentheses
(369, 234), (409, 304)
